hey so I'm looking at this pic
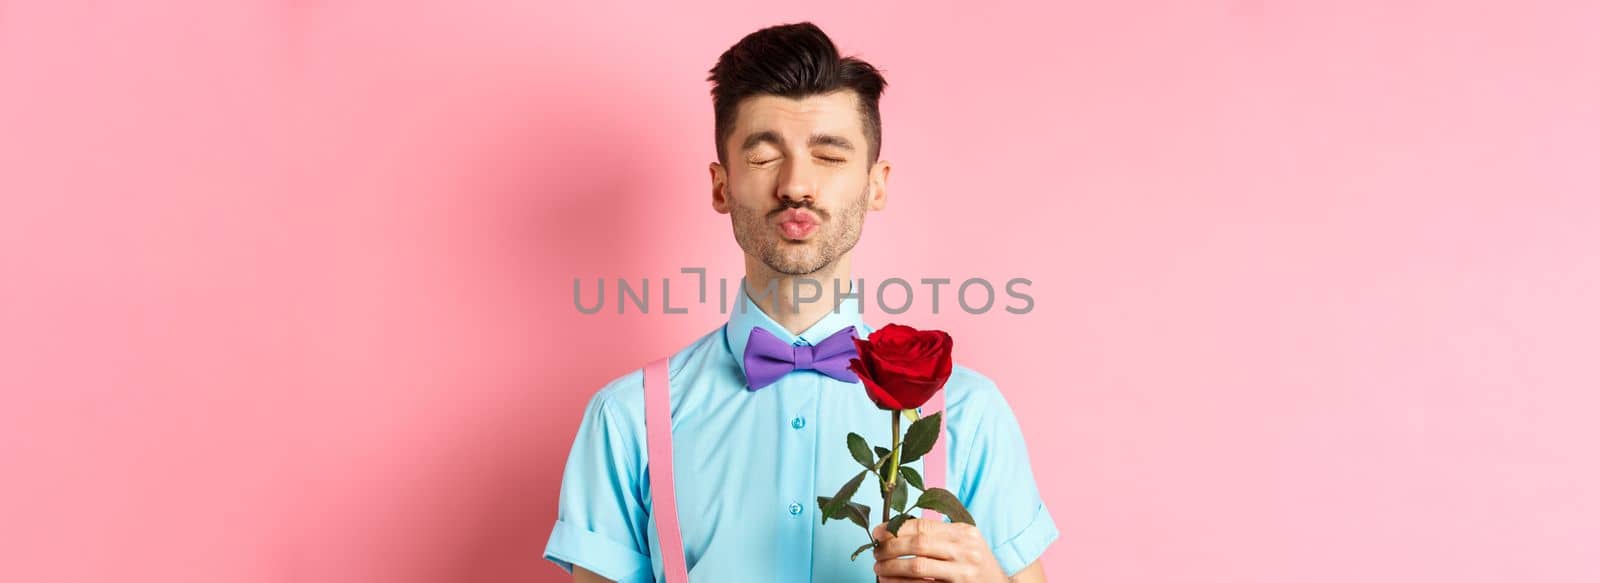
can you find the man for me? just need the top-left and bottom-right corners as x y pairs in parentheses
(543, 22), (1057, 582)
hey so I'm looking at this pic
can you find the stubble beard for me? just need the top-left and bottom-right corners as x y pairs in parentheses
(730, 187), (869, 276)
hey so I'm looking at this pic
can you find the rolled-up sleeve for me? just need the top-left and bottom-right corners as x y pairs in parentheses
(543, 386), (654, 582)
(955, 378), (1061, 577)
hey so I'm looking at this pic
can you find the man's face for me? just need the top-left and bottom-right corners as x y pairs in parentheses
(711, 90), (889, 276)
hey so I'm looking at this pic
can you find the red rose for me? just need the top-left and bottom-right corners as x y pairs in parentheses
(847, 323), (954, 410)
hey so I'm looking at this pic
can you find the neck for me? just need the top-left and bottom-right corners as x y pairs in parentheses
(743, 253), (855, 336)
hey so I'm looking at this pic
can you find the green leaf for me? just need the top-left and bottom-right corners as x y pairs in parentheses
(841, 501), (873, 530)
(913, 487), (975, 525)
(817, 495), (834, 518)
(819, 470), (868, 524)
(874, 446), (891, 461)
(850, 541), (876, 561)
(899, 412), (942, 464)
(887, 512), (912, 536)
(816, 496), (872, 530)
(899, 466), (925, 491)
(889, 476), (908, 513)
(847, 433), (874, 468)
(877, 453), (894, 486)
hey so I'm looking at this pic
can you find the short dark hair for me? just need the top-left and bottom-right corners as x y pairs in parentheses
(707, 22), (888, 166)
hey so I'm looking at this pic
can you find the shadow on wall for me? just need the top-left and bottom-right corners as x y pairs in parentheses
(439, 68), (689, 581)
(271, 66), (688, 580)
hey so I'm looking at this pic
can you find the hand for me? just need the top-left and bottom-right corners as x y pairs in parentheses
(871, 518), (1009, 583)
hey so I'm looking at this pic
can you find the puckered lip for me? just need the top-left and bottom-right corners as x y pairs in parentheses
(775, 208), (820, 225)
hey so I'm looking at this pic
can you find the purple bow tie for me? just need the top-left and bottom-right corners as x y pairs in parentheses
(742, 326), (862, 390)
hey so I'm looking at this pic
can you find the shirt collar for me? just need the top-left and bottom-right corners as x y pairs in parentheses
(725, 276), (873, 385)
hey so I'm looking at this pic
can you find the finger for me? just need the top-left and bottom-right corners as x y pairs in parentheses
(894, 517), (953, 538)
(902, 517), (982, 544)
(875, 555), (956, 581)
(875, 519), (956, 549)
(876, 518), (922, 544)
(889, 515), (934, 538)
(873, 519), (923, 559)
(894, 518), (925, 536)
(873, 531), (957, 562)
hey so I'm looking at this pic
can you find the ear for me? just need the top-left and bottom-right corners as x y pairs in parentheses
(867, 159), (891, 211)
(710, 161), (731, 214)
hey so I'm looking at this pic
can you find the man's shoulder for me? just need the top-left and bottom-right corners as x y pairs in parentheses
(944, 362), (1005, 414)
(582, 324), (732, 420)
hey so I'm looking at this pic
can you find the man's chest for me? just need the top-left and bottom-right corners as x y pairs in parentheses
(654, 384), (929, 568)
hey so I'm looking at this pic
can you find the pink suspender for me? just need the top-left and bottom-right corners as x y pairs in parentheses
(644, 358), (690, 582)
(643, 357), (949, 582)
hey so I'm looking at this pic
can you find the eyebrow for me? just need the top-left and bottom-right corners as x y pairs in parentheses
(740, 130), (857, 152)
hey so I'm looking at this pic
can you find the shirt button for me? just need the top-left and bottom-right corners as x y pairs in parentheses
(791, 416), (806, 430)
(788, 501), (804, 516)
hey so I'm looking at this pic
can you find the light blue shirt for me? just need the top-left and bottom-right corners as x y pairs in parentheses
(544, 279), (1058, 581)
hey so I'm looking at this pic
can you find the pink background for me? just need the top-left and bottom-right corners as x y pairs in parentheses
(4, 1), (1598, 581)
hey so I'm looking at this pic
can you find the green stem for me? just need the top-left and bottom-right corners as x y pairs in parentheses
(884, 409), (901, 525)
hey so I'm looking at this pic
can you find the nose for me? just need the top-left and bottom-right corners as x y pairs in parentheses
(776, 157), (817, 206)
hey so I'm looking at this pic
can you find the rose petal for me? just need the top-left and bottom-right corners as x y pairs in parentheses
(856, 371), (904, 410)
